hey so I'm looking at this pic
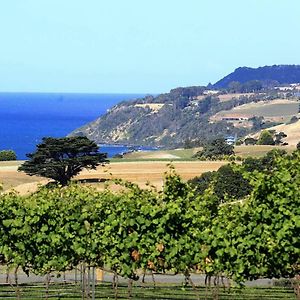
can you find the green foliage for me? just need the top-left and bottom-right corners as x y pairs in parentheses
(227, 80), (263, 93)
(72, 86), (277, 147)
(242, 149), (287, 172)
(18, 136), (108, 185)
(0, 156), (299, 287)
(189, 164), (252, 203)
(244, 137), (257, 145)
(235, 139), (243, 146)
(214, 65), (300, 89)
(194, 138), (234, 160)
(190, 149), (287, 203)
(274, 131), (287, 145)
(257, 130), (275, 145)
(0, 150), (17, 161)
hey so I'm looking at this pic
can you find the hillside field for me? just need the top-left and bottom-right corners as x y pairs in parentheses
(213, 99), (299, 122)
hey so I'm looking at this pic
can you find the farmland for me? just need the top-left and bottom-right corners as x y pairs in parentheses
(213, 99), (299, 122)
(0, 144), (296, 194)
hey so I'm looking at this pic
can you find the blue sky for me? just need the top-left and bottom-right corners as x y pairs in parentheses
(0, 0), (300, 93)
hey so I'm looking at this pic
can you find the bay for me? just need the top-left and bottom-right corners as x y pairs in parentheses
(0, 92), (145, 159)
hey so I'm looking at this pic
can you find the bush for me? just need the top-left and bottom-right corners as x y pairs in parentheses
(287, 116), (298, 124)
(0, 150), (17, 161)
(194, 138), (234, 160)
(257, 130), (275, 145)
(244, 137), (257, 145)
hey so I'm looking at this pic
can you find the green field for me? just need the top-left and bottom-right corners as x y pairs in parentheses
(233, 102), (299, 117)
(115, 145), (294, 162)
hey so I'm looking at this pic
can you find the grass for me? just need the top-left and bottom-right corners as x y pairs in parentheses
(235, 145), (295, 158)
(120, 148), (200, 160)
(115, 145), (294, 162)
(0, 282), (295, 299)
(215, 99), (299, 122)
(0, 145), (295, 193)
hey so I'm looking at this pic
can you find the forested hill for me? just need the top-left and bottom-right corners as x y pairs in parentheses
(70, 65), (300, 148)
(70, 84), (297, 147)
(214, 65), (300, 88)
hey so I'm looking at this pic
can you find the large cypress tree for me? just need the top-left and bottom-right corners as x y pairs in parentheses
(18, 136), (108, 185)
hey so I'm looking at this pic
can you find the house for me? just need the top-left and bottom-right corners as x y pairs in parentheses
(225, 136), (236, 145)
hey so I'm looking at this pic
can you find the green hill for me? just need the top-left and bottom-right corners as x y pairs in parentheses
(214, 65), (300, 88)
(70, 65), (300, 147)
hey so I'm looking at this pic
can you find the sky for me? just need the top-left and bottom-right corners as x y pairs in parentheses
(0, 0), (300, 94)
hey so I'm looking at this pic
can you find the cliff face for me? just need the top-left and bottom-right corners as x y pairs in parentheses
(214, 65), (300, 88)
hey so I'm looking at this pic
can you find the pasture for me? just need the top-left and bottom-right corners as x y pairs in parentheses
(0, 160), (225, 194)
(213, 99), (299, 122)
(0, 144), (295, 194)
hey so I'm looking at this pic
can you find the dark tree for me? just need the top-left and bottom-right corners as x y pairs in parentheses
(274, 131), (287, 145)
(242, 149), (287, 173)
(194, 138), (234, 159)
(189, 165), (252, 202)
(18, 136), (108, 185)
(257, 130), (275, 145)
(0, 150), (17, 161)
(188, 171), (216, 195)
(288, 116), (298, 124)
(244, 137), (257, 145)
(213, 165), (252, 201)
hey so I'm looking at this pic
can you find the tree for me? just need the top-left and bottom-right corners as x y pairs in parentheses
(288, 116), (298, 124)
(18, 136), (108, 185)
(189, 165), (252, 202)
(194, 138), (234, 159)
(274, 131), (287, 145)
(213, 164), (252, 201)
(242, 149), (287, 172)
(244, 137), (257, 145)
(257, 130), (275, 145)
(0, 150), (17, 161)
(228, 81), (242, 93)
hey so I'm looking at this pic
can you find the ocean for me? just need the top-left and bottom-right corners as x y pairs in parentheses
(0, 92), (146, 160)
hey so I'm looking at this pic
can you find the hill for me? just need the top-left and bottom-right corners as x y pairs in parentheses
(251, 119), (300, 146)
(70, 65), (300, 148)
(214, 65), (300, 88)
(71, 87), (260, 147)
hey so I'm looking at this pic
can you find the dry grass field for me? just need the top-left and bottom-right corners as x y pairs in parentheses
(261, 119), (300, 146)
(0, 144), (295, 195)
(0, 161), (226, 194)
(78, 161), (225, 189)
(235, 145), (295, 157)
(0, 161), (40, 191)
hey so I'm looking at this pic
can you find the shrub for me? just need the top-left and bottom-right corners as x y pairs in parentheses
(194, 138), (234, 160)
(0, 150), (17, 161)
(257, 130), (275, 145)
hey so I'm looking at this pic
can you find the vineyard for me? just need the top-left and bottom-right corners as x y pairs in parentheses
(0, 153), (299, 299)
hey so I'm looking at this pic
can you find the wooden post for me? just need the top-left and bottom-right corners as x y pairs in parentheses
(96, 269), (104, 282)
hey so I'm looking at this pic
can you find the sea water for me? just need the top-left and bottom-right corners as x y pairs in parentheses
(0, 92), (146, 159)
